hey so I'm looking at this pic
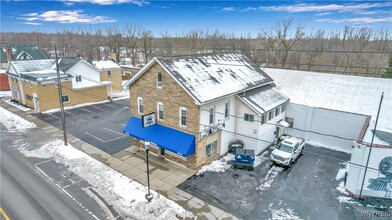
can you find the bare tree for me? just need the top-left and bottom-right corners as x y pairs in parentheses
(106, 26), (122, 62)
(139, 28), (155, 63)
(123, 23), (142, 65)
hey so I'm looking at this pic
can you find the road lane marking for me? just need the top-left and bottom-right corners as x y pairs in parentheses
(48, 113), (60, 119)
(103, 103), (115, 108)
(85, 132), (106, 142)
(80, 108), (92, 113)
(35, 159), (54, 166)
(0, 207), (10, 220)
(104, 136), (129, 142)
(103, 127), (126, 136)
(65, 111), (75, 116)
(90, 105), (104, 111)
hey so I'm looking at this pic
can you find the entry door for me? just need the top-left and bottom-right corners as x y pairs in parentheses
(33, 93), (40, 112)
(160, 148), (165, 156)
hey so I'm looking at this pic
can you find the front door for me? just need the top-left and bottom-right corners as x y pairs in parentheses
(160, 148), (165, 156)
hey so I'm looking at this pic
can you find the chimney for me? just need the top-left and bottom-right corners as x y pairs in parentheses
(5, 47), (12, 61)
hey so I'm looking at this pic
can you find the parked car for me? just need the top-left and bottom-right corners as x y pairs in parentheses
(270, 136), (305, 167)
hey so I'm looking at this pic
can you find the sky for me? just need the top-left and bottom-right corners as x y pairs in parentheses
(1, 0), (392, 36)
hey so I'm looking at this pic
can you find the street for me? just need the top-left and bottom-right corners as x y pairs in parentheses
(0, 125), (109, 220)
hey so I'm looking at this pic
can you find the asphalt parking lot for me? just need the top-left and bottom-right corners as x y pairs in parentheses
(178, 145), (392, 220)
(33, 99), (133, 155)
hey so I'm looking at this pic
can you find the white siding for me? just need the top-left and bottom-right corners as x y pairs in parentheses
(68, 61), (100, 82)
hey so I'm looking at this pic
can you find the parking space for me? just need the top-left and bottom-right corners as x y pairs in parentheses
(178, 145), (392, 219)
(33, 99), (132, 155)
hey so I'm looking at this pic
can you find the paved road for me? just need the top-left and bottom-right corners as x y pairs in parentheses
(0, 126), (108, 220)
(33, 99), (132, 155)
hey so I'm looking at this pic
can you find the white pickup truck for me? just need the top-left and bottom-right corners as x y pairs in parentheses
(270, 136), (305, 167)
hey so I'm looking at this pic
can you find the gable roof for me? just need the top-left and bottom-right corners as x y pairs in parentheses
(129, 53), (274, 104)
(7, 44), (46, 60)
(92, 60), (121, 70)
(237, 84), (289, 115)
(58, 57), (81, 72)
(265, 68), (392, 145)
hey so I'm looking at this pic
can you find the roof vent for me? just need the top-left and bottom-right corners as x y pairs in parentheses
(198, 58), (211, 67)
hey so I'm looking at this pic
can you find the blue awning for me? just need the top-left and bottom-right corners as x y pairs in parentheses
(123, 116), (195, 157)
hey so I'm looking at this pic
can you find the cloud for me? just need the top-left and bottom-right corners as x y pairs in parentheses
(61, 0), (148, 6)
(316, 17), (392, 24)
(21, 10), (117, 24)
(259, 2), (392, 13)
(222, 7), (235, 12)
(23, 22), (42, 25)
(315, 12), (331, 16)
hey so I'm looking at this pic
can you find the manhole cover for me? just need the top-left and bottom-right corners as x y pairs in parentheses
(232, 173), (240, 179)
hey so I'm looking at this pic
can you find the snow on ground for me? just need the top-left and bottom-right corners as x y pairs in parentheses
(110, 90), (130, 100)
(5, 99), (32, 112)
(0, 107), (36, 132)
(0, 90), (11, 99)
(18, 139), (194, 220)
(197, 153), (235, 175)
(42, 100), (110, 114)
(197, 151), (269, 175)
(268, 202), (302, 220)
(307, 141), (352, 154)
(256, 166), (284, 192)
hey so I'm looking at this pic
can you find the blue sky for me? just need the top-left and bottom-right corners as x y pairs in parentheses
(1, 0), (391, 36)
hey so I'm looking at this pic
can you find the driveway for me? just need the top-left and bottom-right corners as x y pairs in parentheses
(178, 145), (392, 220)
(33, 99), (132, 155)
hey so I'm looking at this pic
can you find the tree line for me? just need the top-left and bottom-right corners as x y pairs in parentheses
(1, 18), (391, 77)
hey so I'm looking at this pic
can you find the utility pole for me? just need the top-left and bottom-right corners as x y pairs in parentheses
(55, 45), (68, 145)
(358, 92), (384, 200)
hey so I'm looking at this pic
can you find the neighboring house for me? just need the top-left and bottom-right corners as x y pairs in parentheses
(124, 53), (289, 169)
(6, 59), (110, 112)
(120, 65), (141, 80)
(92, 60), (122, 93)
(1, 44), (47, 89)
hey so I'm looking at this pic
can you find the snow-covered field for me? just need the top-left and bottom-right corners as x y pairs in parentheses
(1, 107), (194, 219)
(0, 107), (36, 132)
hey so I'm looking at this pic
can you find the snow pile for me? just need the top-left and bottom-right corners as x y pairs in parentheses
(308, 141), (352, 154)
(42, 100), (110, 114)
(0, 107), (36, 132)
(0, 91), (12, 99)
(257, 166), (284, 191)
(20, 139), (194, 220)
(197, 153), (235, 175)
(270, 207), (302, 220)
(336, 163), (349, 195)
(5, 99), (32, 111)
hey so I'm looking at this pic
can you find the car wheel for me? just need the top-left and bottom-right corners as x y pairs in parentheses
(289, 159), (293, 167)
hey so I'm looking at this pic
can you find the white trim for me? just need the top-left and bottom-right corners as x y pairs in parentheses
(179, 107), (187, 127)
(209, 106), (215, 125)
(62, 94), (70, 103)
(157, 102), (164, 121)
(224, 101), (230, 119)
(137, 97), (143, 114)
(17, 77), (26, 104)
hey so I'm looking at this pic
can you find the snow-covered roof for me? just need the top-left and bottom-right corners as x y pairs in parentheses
(92, 60), (121, 70)
(10, 59), (71, 82)
(140, 53), (274, 104)
(265, 68), (392, 145)
(237, 84), (289, 114)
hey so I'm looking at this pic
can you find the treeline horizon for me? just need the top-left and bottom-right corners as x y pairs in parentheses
(1, 18), (391, 77)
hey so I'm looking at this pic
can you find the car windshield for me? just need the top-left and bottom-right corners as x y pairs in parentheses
(277, 143), (293, 153)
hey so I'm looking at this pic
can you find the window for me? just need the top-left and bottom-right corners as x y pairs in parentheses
(244, 113), (254, 122)
(275, 107), (280, 116)
(157, 72), (163, 88)
(108, 70), (112, 76)
(206, 140), (218, 158)
(12, 87), (19, 99)
(281, 105), (286, 113)
(225, 101), (230, 118)
(209, 107), (214, 124)
(157, 102), (164, 120)
(179, 107), (187, 127)
(137, 97), (143, 114)
(261, 114), (267, 124)
(61, 94), (70, 103)
(76, 75), (82, 82)
(268, 111), (273, 120)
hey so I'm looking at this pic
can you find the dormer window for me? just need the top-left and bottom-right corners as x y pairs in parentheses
(157, 72), (163, 88)
(108, 70), (112, 76)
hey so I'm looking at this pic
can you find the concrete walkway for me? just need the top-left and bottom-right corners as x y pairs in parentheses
(0, 101), (239, 220)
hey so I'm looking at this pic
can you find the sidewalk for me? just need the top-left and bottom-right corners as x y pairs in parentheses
(0, 101), (239, 220)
